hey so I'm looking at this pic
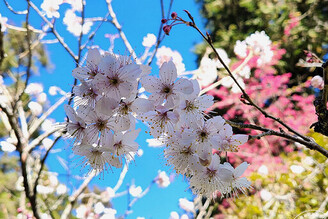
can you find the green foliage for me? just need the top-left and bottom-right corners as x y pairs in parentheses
(0, 25), (49, 76)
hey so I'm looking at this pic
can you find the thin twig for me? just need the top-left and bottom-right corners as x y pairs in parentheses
(106, 0), (137, 60)
(28, 1), (78, 61)
(28, 95), (67, 136)
(226, 120), (328, 158)
(184, 12), (313, 144)
(3, 0), (27, 14)
(81, 12), (111, 50)
(60, 173), (96, 219)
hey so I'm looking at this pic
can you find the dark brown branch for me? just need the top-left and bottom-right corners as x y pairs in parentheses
(226, 120), (328, 158)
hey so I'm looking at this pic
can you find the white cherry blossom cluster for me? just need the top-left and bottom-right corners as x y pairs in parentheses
(234, 31), (273, 66)
(65, 47), (252, 198)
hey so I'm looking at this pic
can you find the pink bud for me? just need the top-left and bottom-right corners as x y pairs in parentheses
(311, 75), (324, 89)
(171, 12), (177, 19)
(161, 18), (167, 24)
(163, 25), (171, 35)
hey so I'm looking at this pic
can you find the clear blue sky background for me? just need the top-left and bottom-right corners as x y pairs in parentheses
(1, 0), (206, 218)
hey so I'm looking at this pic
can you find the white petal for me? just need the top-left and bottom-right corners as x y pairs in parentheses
(131, 98), (154, 113)
(86, 48), (101, 67)
(141, 76), (162, 93)
(159, 61), (177, 84)
(95, 97), (119, 116)
(173, 78), (194, 94)
(234, 162), (249, 178)
(64, 104), (77, 123)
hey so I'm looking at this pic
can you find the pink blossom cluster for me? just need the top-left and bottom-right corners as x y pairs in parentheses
(284, 13), (300, 37)
(65, 48), (252, 198)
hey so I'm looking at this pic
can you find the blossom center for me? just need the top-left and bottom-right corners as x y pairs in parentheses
(162, 86), (171, 94)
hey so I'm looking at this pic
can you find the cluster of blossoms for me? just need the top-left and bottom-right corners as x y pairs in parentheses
(65, 47), (251, 198)
(40, 0), (92, 36)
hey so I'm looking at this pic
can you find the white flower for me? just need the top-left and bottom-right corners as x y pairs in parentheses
(177, 80), (213, 123)
(290, 165), (305, 174)
(41, 0), (63, 18)
(165, 134), (199, 175)
(184, 116), (225, 160)
(257, 165), (268, 176)
(142, 33), (157, 48)
(179, 198), (195, 213)
(63, 9), (93, 36)
(28, 101), (43, 116)
(141, 61), (193, 106)
(190, 154), (224, 198)
(218, 124), (248, 152)
(169, 211), (180, 219)
(37, 185), (54, 195)
(0, 138), (16, 152)
(73, 48), (102, 81)
(191, 47), (217, 87)
(73, 142), (121, 174)
(304, 156), (315, 166)
(92, 54), (141, 101)
(94, 202), (105, 214)
(260, 189), (272, 201)
(129, 184), (142, 197)
(245, 31), (273, 66)
(218, 162), (252, 197)
(37, 92), (47, 104)
(234, 40), (247, 58)
(215, 48), (231, 69)
(26, 83), (43, 95)
(311, 75), (324, 89)
(220, 74), (246, 93)
(155, 170), (170, 188)
(111, 129), (141, 162)
(73, 81), (101, 107)
(238, 65), (251, 79)
(141, 105), (179, 138)
(64, 104), (86, 144)
(65, 0), (83, 12)
(156, 46), (186, 75)
(49, 86), (60, 96)
(76, 205), (88, 218)
(49, 174), (59, 187)
(245, 31), (271, 55)
(146, 138), (165, 147)
(41, 119), (55, 132)
(56, 184), (68, 195)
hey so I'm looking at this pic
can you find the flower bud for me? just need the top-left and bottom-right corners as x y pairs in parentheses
(171, 12), (177, 19)
(311, 75), (324, 89)
(163, 25), (171, 35)
(161, 18), (167, 24)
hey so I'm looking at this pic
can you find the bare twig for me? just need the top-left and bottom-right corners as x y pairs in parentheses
(3, 0), (28, 14)
(147, 0), (174, 65)
(28, 1), (78, 61)
(60, 173), (96, 219)
(81, 12), (111, 50)
(106, 0), (137, 60)
(226, 120), (328, 158)
(28, 95), (67, 136)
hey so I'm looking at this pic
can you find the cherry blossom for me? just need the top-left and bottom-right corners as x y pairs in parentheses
(141, 61), (193, 106)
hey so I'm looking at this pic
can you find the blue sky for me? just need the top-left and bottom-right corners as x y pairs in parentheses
(1, 0), (206, 218)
